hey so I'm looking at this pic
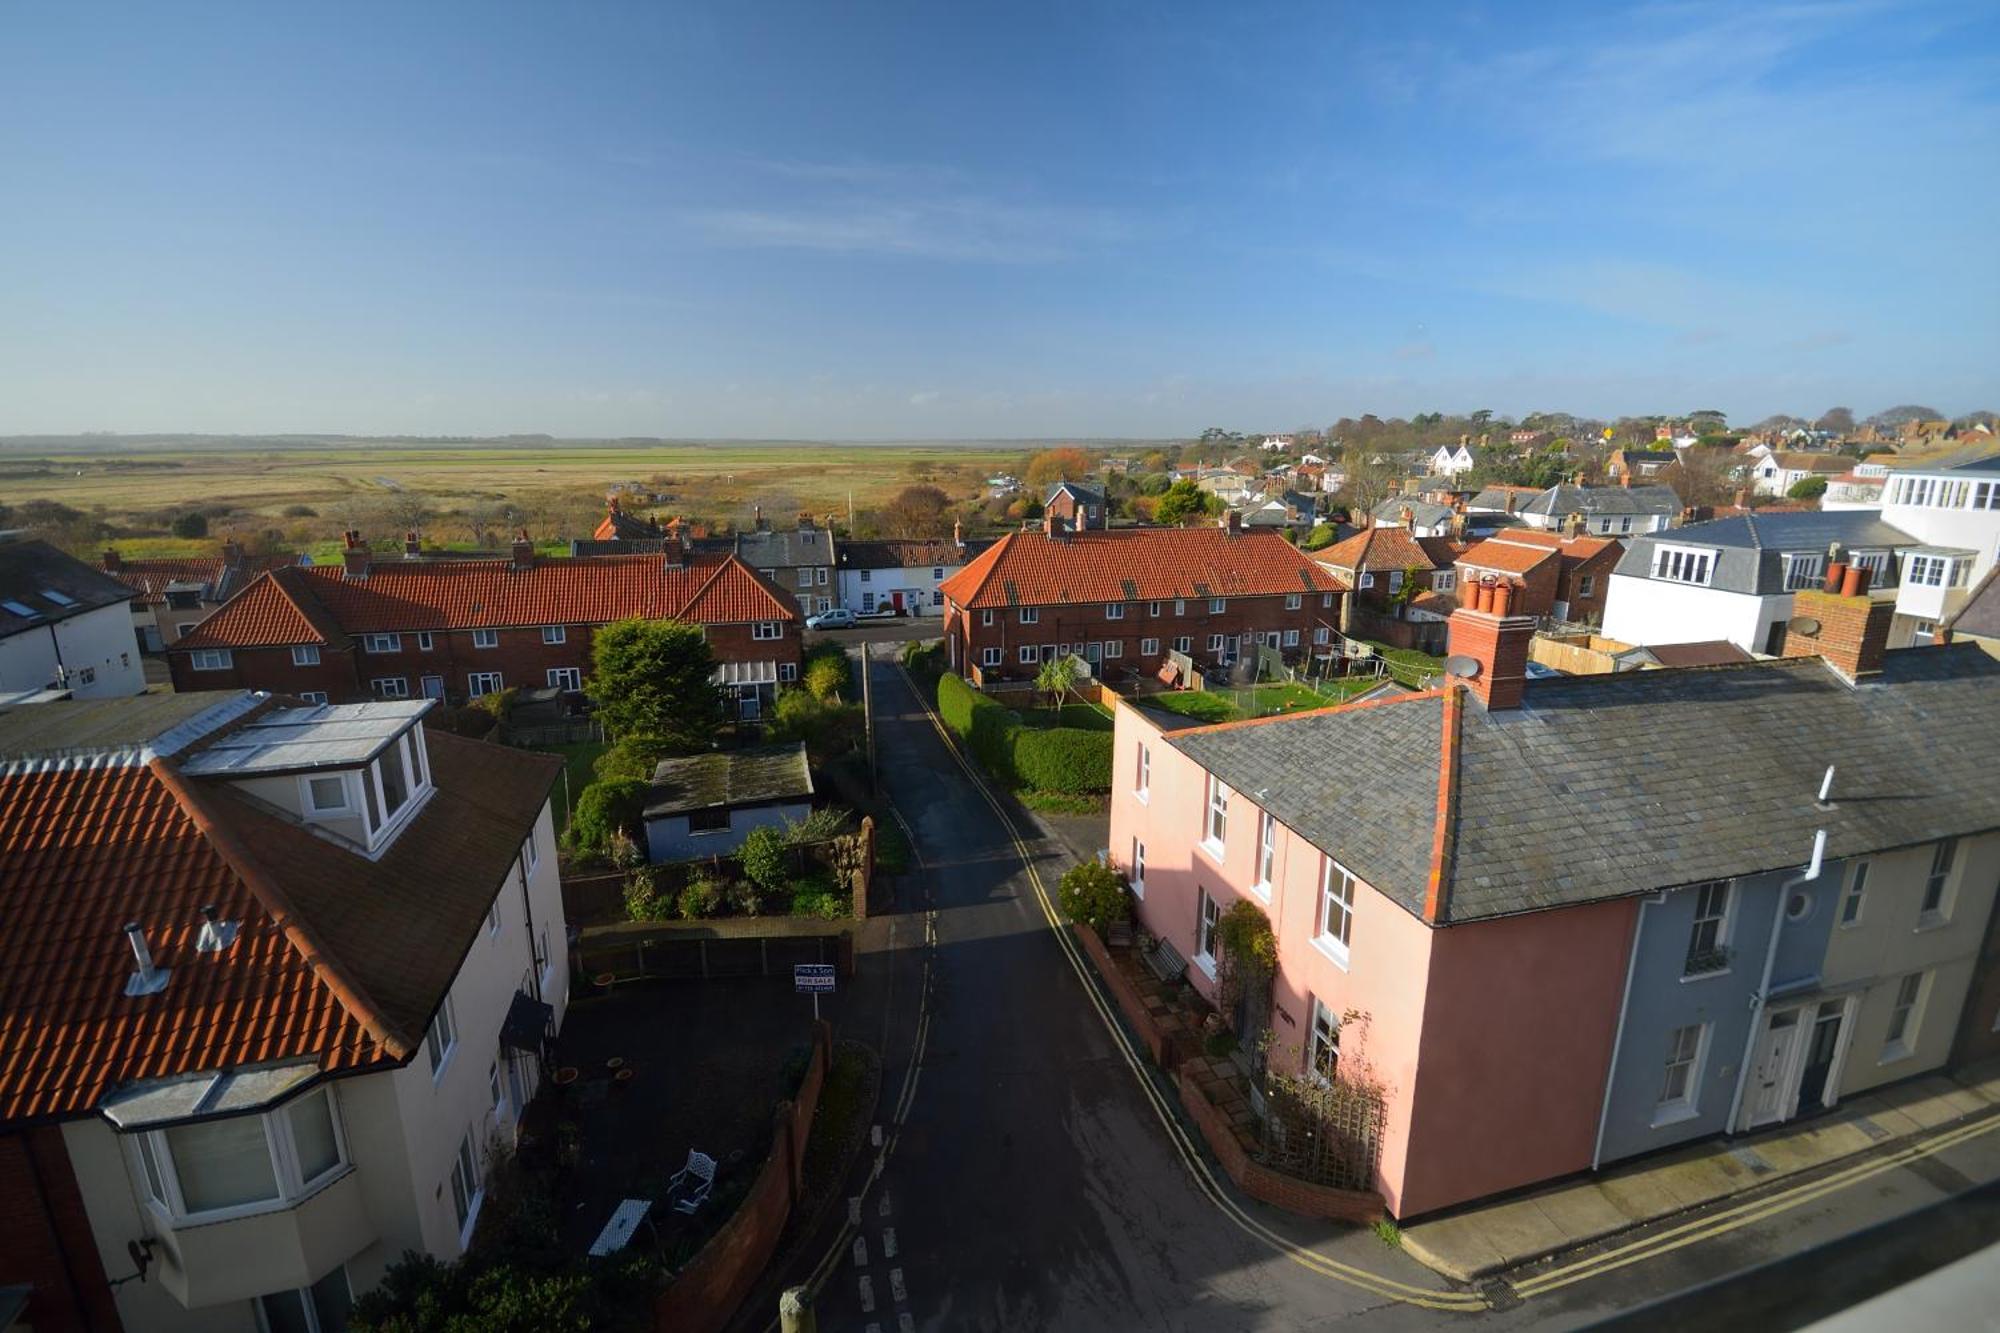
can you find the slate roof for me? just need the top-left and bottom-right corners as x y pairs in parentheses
(1639, 640), (1755, 668)
(1943, 565), (2000, 642)
(1612, 511), (1920, 596)
(99, 553), (304, 607)
(838, 538), (989, 570)
(175, 551), (794, 650)
(1370, 497), (1455, 529)
(1520, 484), (1680, 518)
(733, 526), (836, 570)
(0, 539), (142, 642)
(645, 742), (814, 817)
(1165, 646), (2000, 925)
(1467, 486), (1545, 512)
(938, 528), (1345, 609)
(0, 701), (557, 1122)
(1046, 481), (1104, 508)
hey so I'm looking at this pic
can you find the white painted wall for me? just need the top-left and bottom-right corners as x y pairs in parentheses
(837, 562), (961, 617)
(1881, 498), (2000, 583)
(1601, 574), (1786, 652)
(0, 603), (144, 698)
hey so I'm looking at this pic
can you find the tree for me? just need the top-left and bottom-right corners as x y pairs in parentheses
(877, 484), (952, 539)
(1667, 448), (1739, 509)
(1787, 475), (1829, 501)
(1334, 450), (1395, 519)
(566, 778), (647, 854)
(169, 511), (209, 539)
(1153, 479), (1210, 525)
(1866, 405), (1944, 428)
(585, 618), (724, 749)
(1035, 653), (1080, 709)
(1024, 447), (1093, 489)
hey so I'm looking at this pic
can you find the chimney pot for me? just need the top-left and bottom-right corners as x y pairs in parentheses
(953, 519), (965, 549)
(341, 535), (370, 581)
(511, 531), (535, 570)
(102, 547), (122, 571)
(404, 531), (421, 559)
(1823, 560), (1848, 594)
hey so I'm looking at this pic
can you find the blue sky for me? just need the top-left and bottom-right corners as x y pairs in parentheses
(1, 1), (1995, 438)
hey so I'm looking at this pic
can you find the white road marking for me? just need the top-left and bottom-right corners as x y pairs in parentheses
(882, 1226), (899, 1259)
(853, 1236), (869, 1268)
(889, 1267), (907, 1303)
(848, 1196), (862, 1225)
(859, 1275), (875, 1314)
(871, 1123), (884, 1146)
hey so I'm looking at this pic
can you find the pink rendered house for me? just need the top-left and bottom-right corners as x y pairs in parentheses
(1108, 584), (1636, 1217)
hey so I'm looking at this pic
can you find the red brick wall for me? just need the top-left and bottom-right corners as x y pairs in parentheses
(0, 1126), (121, 1333)
(1456, 557), (1561, 619)
(1558, 546), (1622, 624)
(1174, 1070), (1384, 1223)
(170, 621), (802, 703)
(947, 593), (1340, 684)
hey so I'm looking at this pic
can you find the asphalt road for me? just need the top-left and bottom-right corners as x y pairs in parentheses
(776, 653), (2000, 1332)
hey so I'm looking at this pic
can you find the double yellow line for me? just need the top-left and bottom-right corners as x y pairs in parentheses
(900, 666), (1488, 1312)
(1509, 1105), (2000, 1298)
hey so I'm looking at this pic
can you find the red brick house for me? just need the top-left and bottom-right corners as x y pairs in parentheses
(939, 517), (1346, 686)
(1043, 481), (1107, 532)
(168, 534), (802, 719)
(1457, 530), (1622, 623)
(1310, 526), (1463, 632)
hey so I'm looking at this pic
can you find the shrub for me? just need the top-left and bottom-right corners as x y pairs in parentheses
(566, 777), (647, 854)
(678, 873), (722, 919)
(1008, 727), (1113, 794)
(1216, 899), (1277, 976)
(1301, 522), (1338, 550)
(804, 648), (850, 701)
(169, 511), (208, 538)
(280, 503), (319, 518)
(901, 639), (943, 671)
(472, 687), (520, 723)
(937, 674), (1019, 782)
(1058, 859), (1131, 932)
(1788, 475), (1829, 500)
(788, 871), (848, 920)
(726, 878), (764, 917)
(785, 806), (852, 844)
(593, 733), (672, 782)
(740, 824), (790, 893)
(623, 869), (674, 922)
(605, 828), (644, 869)
(767, 688), (862, 763)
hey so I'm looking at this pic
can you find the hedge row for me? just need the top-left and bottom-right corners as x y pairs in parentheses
(936, 674), (1112, 795)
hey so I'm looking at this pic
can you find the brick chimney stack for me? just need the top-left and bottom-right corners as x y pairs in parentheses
(1446, 574), (1536, 710)
(1222, 509), (1242, 536)
(102, 547), (122, 572)
(1780, 582), (1894, 683)
(953, 518), (965, 549)
(404, 531), (421, 559)
(220, 539), (244, 567)
(341, 531), (369, 581)
(510, 530), (534, 570)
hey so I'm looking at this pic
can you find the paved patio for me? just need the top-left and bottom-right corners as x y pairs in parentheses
(1400, 1060), (2000, 1281)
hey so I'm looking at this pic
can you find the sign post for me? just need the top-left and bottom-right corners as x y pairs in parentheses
(793, 963), (836, 1020)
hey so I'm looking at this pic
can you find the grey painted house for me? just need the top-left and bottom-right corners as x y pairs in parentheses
(643, 742), (815, 863)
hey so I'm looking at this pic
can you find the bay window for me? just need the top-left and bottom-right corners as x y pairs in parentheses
(130, 1087), (349, 1224)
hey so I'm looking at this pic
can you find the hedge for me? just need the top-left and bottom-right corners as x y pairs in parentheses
(937, 674), (1112, 794)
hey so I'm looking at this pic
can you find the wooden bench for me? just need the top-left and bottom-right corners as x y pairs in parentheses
(1142, 935), (1188, 985)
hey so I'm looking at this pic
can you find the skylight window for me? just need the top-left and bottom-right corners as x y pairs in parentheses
(2, 600), (39, 617)
(40, 588), (77, 606)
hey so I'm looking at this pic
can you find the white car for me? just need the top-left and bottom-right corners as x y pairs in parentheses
(805, 608), (857, 630)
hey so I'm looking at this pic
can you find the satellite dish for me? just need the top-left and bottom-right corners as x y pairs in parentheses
(1442, 654), (1483, 678)
(1787, 617), (1822, 637)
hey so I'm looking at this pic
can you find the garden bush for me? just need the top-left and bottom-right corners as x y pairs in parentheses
(622, 869), (674, 922)
(565, 777), (647, 854)
(1008, 727), (1113, 794)
(788, 871), (848, 920)
(804, 647), (851, 701)
(1058, 859), (1131, 932)
(593, 733), (672, 782)
(677, 873), (723, 919)
(741, 824), (790, 894)
(726, 878), (764, 917)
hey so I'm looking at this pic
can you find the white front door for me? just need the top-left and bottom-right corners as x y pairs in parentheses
(1744, 1008), (1805, 1129)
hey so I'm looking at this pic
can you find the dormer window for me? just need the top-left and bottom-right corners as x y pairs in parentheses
(1781, 553), (1825, 591)
(305, 774), (349, 814)
(1652, 545), (1714, 586)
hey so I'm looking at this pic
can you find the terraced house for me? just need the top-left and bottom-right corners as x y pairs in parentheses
(0, 691), (567, 1331)
(167, 533), (802, 721)
(938, 516), (1347, 687)
(1109, 577), (2000, 1217)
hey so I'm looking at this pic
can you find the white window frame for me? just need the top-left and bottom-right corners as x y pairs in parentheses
(1253, 810), (1276, 900)
(1103, 639), (1123, 658)
(1654, 1022), (1707, 1125)
(362, 633), (402, 654)
(752, 621), (782, 640)
(290, 644), (320, 666)
(1284, 593), (1302, 610)
(1209, 597), (1227, 614)
(541, 625), (566, 644)
(301, 772), (350, 816)
(299, 690), (328, 704)
(1434, 571), (1455, 592)
(1920, 839), (1956, 922)
(1316, 857), (1354, 968)
(254, 1264), (354, 1333)
(1202, 773), (1228, 858)
(1173, 635), (1192, 653)
(1147, 600), (1162, 617)
(1781, 553), (1825, 592)
(1105, 602), (1125, 620)
(448, 1127), (483, 1245)
(417, 631), (435, 651)
(1683, 881), (1732, 978)
(1283, 628), (1300, 647)
(1130, 837), (1146, 898)
(471, 628), (500, 649)
(1652, 545), (1715, 586)
(1314, 627), (1331, 644)
(426, 994), (459, 1082)
(1881, 971), (1927, 1062)
(1307, 999), (1340, 1084)
(1019, 645), (1038, 664)
(778, 661), (798, 682)
(547, 666), (582, 691)
(371, 676), (409, 699)
(190, 648), (234, 671)
(468, 671), (505, 697)
(1134, 741), (1150, 801)
(1173, 598), (1187, 615)
(981, 646), (1003, 668)
(1194, 887), (1220, 980)
(129, 1085), (350, 1227)
(1840, 860), (1868, 928)
(981, 610), (997, 627)
(1019, 607), (1039, 625)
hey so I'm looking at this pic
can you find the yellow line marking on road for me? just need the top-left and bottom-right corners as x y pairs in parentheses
(1509, 1107), (2000, 1298)
(898, 666), (1488, 1311)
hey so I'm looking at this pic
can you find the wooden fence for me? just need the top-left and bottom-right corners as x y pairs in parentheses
(575, 919), (854, 984)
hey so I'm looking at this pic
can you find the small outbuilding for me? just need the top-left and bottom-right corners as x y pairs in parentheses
(643, 742), (815, 863)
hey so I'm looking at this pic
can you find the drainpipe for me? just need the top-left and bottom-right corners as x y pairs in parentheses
(1591, 904), (1648, 1170)
(1725, 830), (1825, 1133)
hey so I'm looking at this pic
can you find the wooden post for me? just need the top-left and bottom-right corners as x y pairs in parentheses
(779, 1288), (816, 1333)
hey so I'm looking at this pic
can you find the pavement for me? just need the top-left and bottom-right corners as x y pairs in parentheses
(1401, 1060), (2000, 1283)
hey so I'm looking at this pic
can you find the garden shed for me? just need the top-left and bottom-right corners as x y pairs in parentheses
(643, 742), (815, 862)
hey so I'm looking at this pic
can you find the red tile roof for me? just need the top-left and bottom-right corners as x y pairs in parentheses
(1457, 537), (1560, 576)
(938, 528), (1344, 609)
(178, 552), (794, 650)
(99, 554), (301, 607)
(1314, 526), (1442, 573)
(0, 718), (560, 1124)
(1483, 530), (1617, 560)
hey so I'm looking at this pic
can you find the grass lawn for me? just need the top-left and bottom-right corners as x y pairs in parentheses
(1015, 701), (1115, 731)
(1360, 641), (1448, 687)
(1142, 679), (1382, 724)
(536, 740), (606, 837)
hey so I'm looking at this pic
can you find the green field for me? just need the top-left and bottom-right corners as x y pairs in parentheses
(1142, 678), (1382, 723)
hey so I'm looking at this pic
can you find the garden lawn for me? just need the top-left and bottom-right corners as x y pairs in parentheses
(1015, 701), (1115, 731)
(1361, 641), (1447, 686)
(1141, 679), (1381, 724)
(536, 739), (607, 837)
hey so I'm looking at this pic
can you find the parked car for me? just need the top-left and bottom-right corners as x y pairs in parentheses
(805, 607), (857, 630)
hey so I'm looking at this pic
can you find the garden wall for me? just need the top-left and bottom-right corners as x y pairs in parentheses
(576, 919), (854, 983)
(1175, 1070), (1385, 1224)
(653, 1020), (832, 1333)
(937, 673), (1112, 794)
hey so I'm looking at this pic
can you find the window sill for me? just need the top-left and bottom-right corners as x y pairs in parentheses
(1250, 880), (1272, 904)
(1913, 913), (1948, 933)
(1650, 1102), (1700, 1130)
(1192, 952), (1218, 982)
(1131, 789), (1148, 806)
(1311, 935), (1351, 972)
(1199, 839), (1226, 867)
(1878, 1042), (1915, 1067)
(1680, 967), (1731, 984)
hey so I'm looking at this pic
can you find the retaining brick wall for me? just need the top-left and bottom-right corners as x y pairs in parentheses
(653, 1020), (832, 1333)
(1072, 923), (1188, 1073)
(0, 1126), (121, 1333)
(1175, 1070), (1384, 1225)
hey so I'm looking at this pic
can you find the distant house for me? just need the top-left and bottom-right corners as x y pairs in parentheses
(1044, 481), (1106, 532)
(643, 743), (815, 863)
(100, 542), (302, 652)
(1874, 449), (2000, 646)
(1312, 526), (1459, 630)
(1604, 449), (1680, 485)
(1753, 451), (1849, 498)
(0, 536), (146, 700)
(726, 516), (839, 616)
(1427, 439), (1483, 478)
(1368, 497), (1456, 537)
(1602, 511), (1918, 654)
(592, 497), (665, 543)
(1457, 530), (1623, 624)
(837, 529), (990, 617)
(1471, 483), (1680, 536)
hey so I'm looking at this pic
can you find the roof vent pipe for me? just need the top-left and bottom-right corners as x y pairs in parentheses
(196, 903), (240, 953)
(1817, 764), (1836, 807)
(124, 922), (170, 997)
